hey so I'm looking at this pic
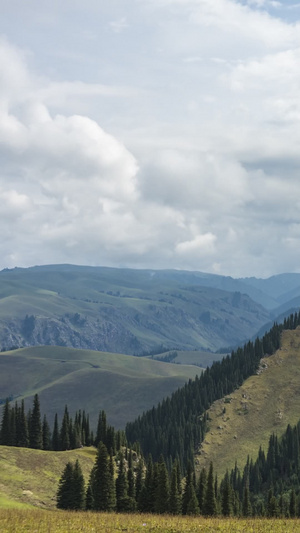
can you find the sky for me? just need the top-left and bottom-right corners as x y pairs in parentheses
(1, 0), (300, 278)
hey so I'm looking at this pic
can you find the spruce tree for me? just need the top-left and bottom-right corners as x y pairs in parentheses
(57, 462), (75, 510)
(0, 399), (12, 445)
(60, 406), (70, 451)
(290, 489), (296, 518)
(86, 482), (94, 510)
(42, 415), (51, 450)
(197, 467), (207, 513)
(154, 455), (170, 514)
(135, 458), (144, 503)
(18, 400), (29, 448)
(186, 484), (200, 515)
(95, 410), (107, 447)
(138, 454), (154, 512)
(52, 413), (60, 451)
(204, 462), (217, 516)
(169, 459), (182, 515)
(182, 462), (199, 515)
(92, 442), (115, 511)
(29, 394), (42, 449)
(221, 470), (233, 516)
(72, 459), (85, 510)
(116, 452), (129, 512)
(127, 455), (136, 501)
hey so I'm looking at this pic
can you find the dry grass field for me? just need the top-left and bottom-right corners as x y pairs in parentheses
(1, 509), (300, 533)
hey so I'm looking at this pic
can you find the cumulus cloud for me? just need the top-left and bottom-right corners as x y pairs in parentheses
(1, 1), (300, 278)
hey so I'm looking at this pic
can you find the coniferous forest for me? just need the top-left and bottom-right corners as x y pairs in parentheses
(2, 311), (300, 517)
(126, 312), (300, 471)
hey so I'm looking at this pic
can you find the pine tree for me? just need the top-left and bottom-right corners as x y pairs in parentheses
(290, 488), (296, 518)
(169, 459), (182, 515)
(154, 455), (170, 514)
(92, 442), (115, 511)
(221, 470), (233, 516)
(135, 457), (144, 503)
(127, 452), (136, 501)
(138, 454), (154, 512)
(57, 462), (75, 510)
(197, 467), (207, 513)
(116, 452), (129, 512)
(182, 462), (199, 515)
(109, 449), (117, 511)
(52, 413), (60, 451)
(72, 459), (85, 510)
(242, 485), (252, 517)
(204, 462), (217, 516)
(29, 394), (42, 449)
(42, 415), (51, 450)
(85, 482), (94, 510)
(60, 406), (70, 451)
(18, 400), (29, 448)
(186, 484), (200, 516)
(0, 399), (12, 445)
(95, 410), (107, 447)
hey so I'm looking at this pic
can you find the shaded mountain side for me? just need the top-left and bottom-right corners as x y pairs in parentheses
(0, 345), (201, 429)
(0, 265), (272, 353)
(195, 327), (300, 479)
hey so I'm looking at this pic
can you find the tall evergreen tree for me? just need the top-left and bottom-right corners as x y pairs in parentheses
(60, 406), (70, 451)
(197, 467), (207, 513)
(204, 462), (217, 516)
(95, 410), (107, 447)
(221, 470), (233, 516)
(116, 452), (129, 512)
(57, 462), (75, 510)
(17, 400), (29, 448)
(42, 415), (51, 450)
(0, 399), (12, 445)
(169, 459), (182, 515)
(92, 442), (115, 511)
(154, 455), (170, 514)
(182, 462), (199, 515)
(135, 457), (144, 504)
(52, 413), (60, 451)
(29, 394), (42, 449)
(72, 459), (85, 510)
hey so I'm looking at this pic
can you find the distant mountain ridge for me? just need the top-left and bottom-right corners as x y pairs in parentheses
(0, 264), (299, 354)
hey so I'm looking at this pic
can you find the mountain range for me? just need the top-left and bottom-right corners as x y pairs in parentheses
(0, 264), (300, 355)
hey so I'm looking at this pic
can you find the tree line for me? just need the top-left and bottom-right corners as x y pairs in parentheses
(0, 395), (127, 453)
(219, 419), (300, 517)
(126, 312), (300, 471)
(58, 418), (300, 518)
(57, 440), (212, 515)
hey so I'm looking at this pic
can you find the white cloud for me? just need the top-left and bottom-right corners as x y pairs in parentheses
(0, 2), (300, 278)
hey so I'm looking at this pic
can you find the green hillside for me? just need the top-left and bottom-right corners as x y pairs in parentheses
(0, 264), (271, 354)
(0, 345), (201, 429)
(0, 445), (96, 509)
(195, 327), (300, 478)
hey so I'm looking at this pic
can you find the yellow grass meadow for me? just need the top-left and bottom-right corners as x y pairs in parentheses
(1, 510), (300, 533)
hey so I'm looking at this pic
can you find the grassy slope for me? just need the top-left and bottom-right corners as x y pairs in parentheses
(0, 346), (201, 429)
(0, 445), (96, 509)
(196, 328), (300, 478)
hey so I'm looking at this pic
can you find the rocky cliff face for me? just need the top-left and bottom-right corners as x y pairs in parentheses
(0, 294), (270, 355)
(0, 314), (143, 354)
